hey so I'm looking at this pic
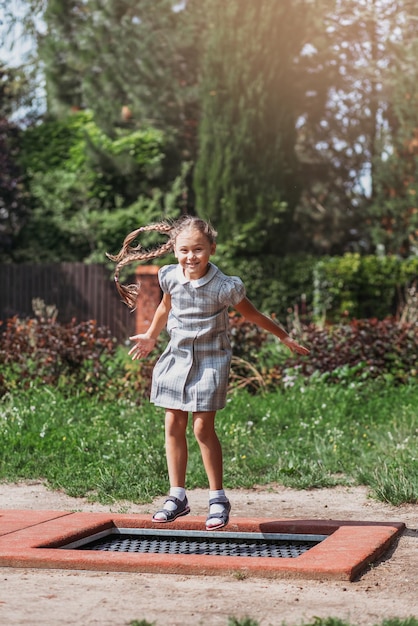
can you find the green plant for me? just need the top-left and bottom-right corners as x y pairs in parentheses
(228, 618), (259, 626)
(0, 315), (117, 398)
(286, 317), (418, 386)
(313, 253), (418, 322)
(1, 379), (416, 505)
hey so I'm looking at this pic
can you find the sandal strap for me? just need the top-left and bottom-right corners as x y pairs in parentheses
(209, 497), (230, 507)
(153, 496), (190, 522)
(206, 498), (231, 523)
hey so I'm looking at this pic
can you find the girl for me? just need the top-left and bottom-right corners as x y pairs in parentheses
(108, 216), (309, 530)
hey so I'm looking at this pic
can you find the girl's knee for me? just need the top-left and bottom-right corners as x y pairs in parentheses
(165, 410), (188, 435)
(193, 415), (216, 444)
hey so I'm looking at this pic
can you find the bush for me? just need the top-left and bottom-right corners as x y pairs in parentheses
(228, 313), (418, 391)
(0, 314), (117, 397)
(217, 252), (315, 321)
(286, 317), (418, 385)
(313, 253), (418, 322)
(12, 111), (171, 263)
(0, 311), (161, 402)
(1, 309), (416, 402)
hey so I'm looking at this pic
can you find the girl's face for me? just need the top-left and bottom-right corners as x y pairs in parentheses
(174, 227), (216, 280)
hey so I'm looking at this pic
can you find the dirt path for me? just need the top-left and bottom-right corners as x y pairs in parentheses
(0, 481), (417, 626)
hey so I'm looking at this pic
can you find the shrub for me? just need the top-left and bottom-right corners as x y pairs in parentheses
(228, 313), (418, 391)
(0, 314), (117, 397)
(313, 253), (418, 322)
(0, 310), (162, 402)
(217, 252), (315, 322)
(1, 309), (416, 402)
(285, 317), (418, 385)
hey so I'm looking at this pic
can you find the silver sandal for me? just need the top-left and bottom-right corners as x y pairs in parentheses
(205, 497), (231, 530)
(152, 495), (190, 523)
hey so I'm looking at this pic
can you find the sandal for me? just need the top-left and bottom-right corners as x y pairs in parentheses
(205, 497), (231, 531)
(152, 495), (190, 523)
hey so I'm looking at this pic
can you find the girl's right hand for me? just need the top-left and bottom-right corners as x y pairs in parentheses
(128, 334), (156, 360)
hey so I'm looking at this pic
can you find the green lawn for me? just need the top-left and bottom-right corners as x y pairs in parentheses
(1, 379), (417, 506)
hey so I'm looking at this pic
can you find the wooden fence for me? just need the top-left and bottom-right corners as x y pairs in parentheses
(0, 263), (161, 342)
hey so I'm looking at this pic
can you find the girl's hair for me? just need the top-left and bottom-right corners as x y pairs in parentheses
(106, 215), (217, 310)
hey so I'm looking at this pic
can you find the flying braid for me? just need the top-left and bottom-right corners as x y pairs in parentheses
(106, 221), (174, 310)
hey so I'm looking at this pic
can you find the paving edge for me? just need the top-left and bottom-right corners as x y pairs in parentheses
(0, 509), (405, 581)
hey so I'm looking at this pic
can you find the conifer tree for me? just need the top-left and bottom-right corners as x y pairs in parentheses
(294, 0), (418, 254)
(38, 0), (84, 116)
(193, 0), (308, 254)
(368, 38), (418, 255)
(0, 64), (30, 261)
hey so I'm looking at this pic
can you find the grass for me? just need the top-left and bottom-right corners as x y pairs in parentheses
(128, 617), (418, 626)
(0, 379), (417, 505)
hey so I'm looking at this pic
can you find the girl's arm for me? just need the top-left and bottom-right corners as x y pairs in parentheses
(128, 293), (171, 360)
(234, 297), (310, 355)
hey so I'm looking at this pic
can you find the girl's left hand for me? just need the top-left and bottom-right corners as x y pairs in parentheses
(282, 337), (310, 355)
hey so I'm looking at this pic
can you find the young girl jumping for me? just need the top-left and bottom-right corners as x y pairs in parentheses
(108, 215), (309, 530)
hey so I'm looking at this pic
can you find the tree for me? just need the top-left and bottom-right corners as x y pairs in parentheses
(194, 0), (308, 254)
(0, 64), (30, 261)
(13, 110), (175, 262)
(368, 38), (418, 255)
(37, 0), (84, 116)
(294, 0), (418, 255)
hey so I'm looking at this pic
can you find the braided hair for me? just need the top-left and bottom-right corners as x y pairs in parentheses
(106, 216), (217, 310)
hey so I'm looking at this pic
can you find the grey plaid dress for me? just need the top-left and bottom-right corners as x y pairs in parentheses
(150, 263), (246, 412)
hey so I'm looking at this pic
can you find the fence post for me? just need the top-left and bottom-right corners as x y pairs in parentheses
(135, 265), (161, 335)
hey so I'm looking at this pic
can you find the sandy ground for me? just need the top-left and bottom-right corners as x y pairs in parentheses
(0, 481), (416, 626)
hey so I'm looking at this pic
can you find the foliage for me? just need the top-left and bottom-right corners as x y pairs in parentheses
(227, 314), (418, 392)
(36, 0), (205, 185)
(194, 0), (306, 254)
(0, 308), (162, 402)
(12, 110), (181, 263)
(2, 1), (418, 259)
(288, 318), (418, 386)
(294, 0), (418, 256)
(90, 161), (190, 264)
(19, 110), (166, 200)
(2, 304), (417, 402)
(368, 37), (418, 256)
(0, 64), (30, 261)
(313, 253), (418, 322)
(230, 314), (418, 392)
(217, 251), (315, 322)
(0, 379), (416, 505)
(0, 314), (117, 398)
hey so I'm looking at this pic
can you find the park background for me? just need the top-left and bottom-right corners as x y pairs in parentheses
(0, 0), (417, 511)
(0, 4), (417, 625)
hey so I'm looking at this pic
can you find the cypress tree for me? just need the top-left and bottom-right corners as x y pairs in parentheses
(194, 0), (308, 254)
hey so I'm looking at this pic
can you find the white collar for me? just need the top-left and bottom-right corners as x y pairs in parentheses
(176, 262), (218, 287)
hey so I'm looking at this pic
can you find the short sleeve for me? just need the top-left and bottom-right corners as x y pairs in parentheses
(219, 276), (246, 307)
(157, 265), (173, 294)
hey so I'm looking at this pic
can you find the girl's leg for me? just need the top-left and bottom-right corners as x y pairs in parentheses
(165, 409), (189, 488)
(153, 409), (190, 522)
(193, 411), (230, 530)
(192, 411), (223, 489)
